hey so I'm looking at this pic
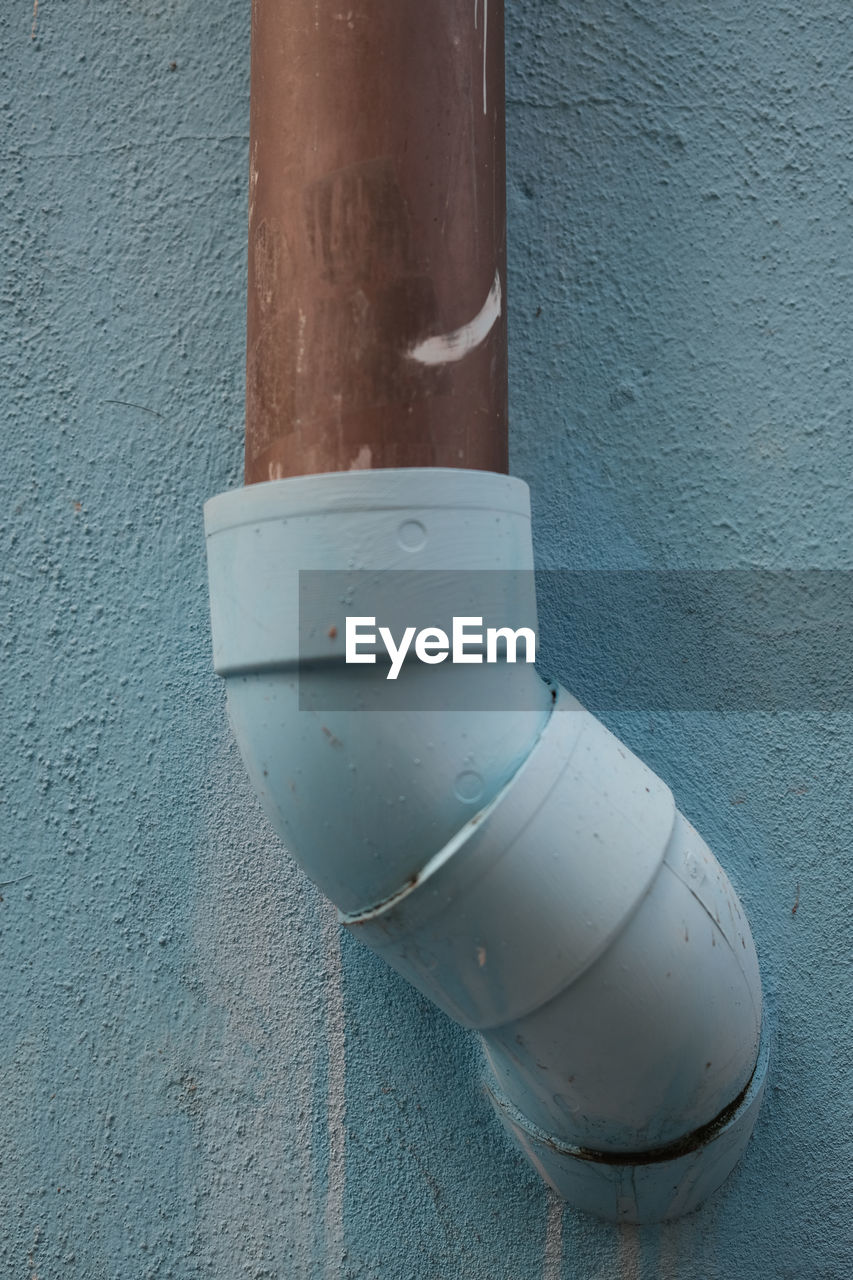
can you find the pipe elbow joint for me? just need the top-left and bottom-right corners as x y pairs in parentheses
(205, 468), (768, 1224)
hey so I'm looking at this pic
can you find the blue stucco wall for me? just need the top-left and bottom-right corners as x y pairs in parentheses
(2, 2), (851, 1277)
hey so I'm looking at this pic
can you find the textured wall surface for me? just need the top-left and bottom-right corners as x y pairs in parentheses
(2, 2), (851, 1277)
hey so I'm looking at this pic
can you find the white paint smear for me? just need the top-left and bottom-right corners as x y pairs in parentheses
(348, 444), (372, 471)
(406, 269), (501, 366)
(195, 741), (320, 1277)
(542, 1188), (564, 1280)
(616, 1224), (641, 1280)
(322, 902), (347, 1280)
(483, 0), (488, 114)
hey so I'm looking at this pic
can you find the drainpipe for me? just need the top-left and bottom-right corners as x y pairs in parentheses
(245, 0), (508, 481)
(204, 0), (768, 1224)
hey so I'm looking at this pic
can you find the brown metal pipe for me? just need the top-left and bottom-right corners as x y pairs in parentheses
(245, 0), (508, 482)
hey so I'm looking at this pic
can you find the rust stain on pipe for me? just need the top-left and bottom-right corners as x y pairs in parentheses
(245, 0), (508, 482)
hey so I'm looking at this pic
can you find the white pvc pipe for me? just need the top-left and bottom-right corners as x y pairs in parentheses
(204, 467), (768, 1223)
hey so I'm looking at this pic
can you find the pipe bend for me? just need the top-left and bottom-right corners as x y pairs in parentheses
(204, 466), (767, 1222)
(341, 685), (677, 1032)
